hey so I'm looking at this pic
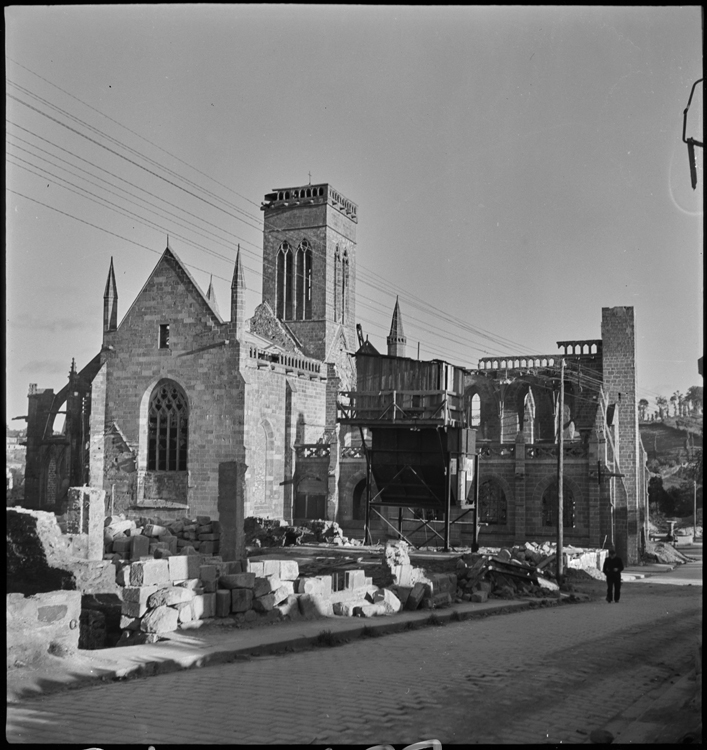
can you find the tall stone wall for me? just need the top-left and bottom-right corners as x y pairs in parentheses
(600, 306), (642, 563)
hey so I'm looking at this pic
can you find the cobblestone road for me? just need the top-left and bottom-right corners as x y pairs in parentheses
(7, 583), (701, 745)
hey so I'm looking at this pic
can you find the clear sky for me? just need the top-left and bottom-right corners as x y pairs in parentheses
(5, 6), (703, 427)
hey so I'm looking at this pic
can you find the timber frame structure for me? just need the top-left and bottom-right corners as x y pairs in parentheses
(338, 352), (478, 550)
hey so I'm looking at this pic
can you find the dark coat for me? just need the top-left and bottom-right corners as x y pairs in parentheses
(603, 554), (624, 579)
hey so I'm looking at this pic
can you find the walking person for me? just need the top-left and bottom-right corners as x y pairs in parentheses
(603, 548), (624, 603)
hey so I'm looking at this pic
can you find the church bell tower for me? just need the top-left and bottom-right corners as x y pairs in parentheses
(260, 183), (358, 361)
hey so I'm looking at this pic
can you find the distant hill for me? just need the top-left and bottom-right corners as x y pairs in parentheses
(640, 419), (701, 463)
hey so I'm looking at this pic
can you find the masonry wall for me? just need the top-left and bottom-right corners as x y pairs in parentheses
(97, 251), (242, 520)
(601, 306), (642, 563)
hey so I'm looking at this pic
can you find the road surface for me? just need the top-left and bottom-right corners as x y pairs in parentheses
(7, 578), (701, 745)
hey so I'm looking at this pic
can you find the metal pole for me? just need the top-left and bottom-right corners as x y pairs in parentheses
(694, 480), (698, 536)
(444, 433), (451, 552)
(556, 358), (565, 586)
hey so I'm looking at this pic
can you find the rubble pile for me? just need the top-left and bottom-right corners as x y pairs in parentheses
(103, 514), (221, 560)
(245, 517), (364, 548)
(114, 552), (401, 642)
(643, 540), (695, 565)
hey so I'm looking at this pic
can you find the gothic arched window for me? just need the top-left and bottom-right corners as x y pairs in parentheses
(469, 394), (481, 427)
(341, 250), (349, 324)
(479, 479), (507, 525)
(542, 480), (575, 528)
(334, 246), (341, 322)
(295, 240), (312, 320)
(147, 382), (188, 471)
(276, 242), (294, 319)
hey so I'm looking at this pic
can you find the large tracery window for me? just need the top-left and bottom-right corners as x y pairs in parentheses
(478, 479), (507, 525)
(278, 240), (312, 321)
(147, 382), (188, 471)
(542, 480), (575, 528)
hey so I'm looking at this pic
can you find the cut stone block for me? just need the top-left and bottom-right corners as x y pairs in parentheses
(254, 576), (280, 598)
(471, 591), (488, 603)
(127, 559), (171, 587)
(372, 588), (402, 613)
(147, 586), (195, 608)
(278, 559), (299, 581)
(345, 569), (366, 590)
(198, 533), (219, 541)
(112, 537), (132, 558)
(196, 515), (211, 525)
(333, 600), (364, 617)
(199, 541), (216, 555)
(391, 564), (414, 587)
(247, 560), (265, 576)
(140, 605), (179, 633)
(153, 548), (173, 559)
(123, 585), (159, 604)
(430, 592), (453, 608)
(425, 573), (457, 594)
(231, 588), (253, 613)
(392, 585), (412, 607)
(121, 599), (149, 618)
(274, 582), (295, 602)
(354, 603), (389, 618)
(219, 573), (255, 589)
(143, 524), (169, 537)
(181, 545), (199, 555)
(202, 580), (218, 593)
(191, 593), (216, 620)
(177, 602), (193, 623)
(158, 535), (178, 554)
(168, 555), (201, 582)
(262, 559), (281, 577)
(297, 594), (333, 619)
(223, 561), (243, 574)
(296, 575), (332, 597)
(406, 582), (427, 611)
(215, 590), (231, 617)
(199, 565), (220, 583)
(129, 534), (150, 560)
(253, 593), (277, 613)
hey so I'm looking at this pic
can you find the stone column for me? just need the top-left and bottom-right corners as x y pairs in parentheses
(513, 433), (527, 544)
(218, 461), (245, 562)
(66, 486), (105, 561)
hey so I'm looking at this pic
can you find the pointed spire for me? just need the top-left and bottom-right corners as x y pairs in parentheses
(387, 296), (407, 357)
(206, 275), (221, 317)
(231, 244), (245, 291)
(231, 244), (246, 338)
(103, 257), (118, 335)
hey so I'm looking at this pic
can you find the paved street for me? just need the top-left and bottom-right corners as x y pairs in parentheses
(7, 580), (701, 745)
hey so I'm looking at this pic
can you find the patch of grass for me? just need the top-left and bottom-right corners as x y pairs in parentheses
(428, 613), (447, 627)
(315, 629), (340, 647)
(361, 625), (382, 638)
(451, 610), (463, 622)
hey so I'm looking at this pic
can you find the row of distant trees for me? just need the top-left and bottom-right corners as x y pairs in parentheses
(638, 385), (703, 421)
